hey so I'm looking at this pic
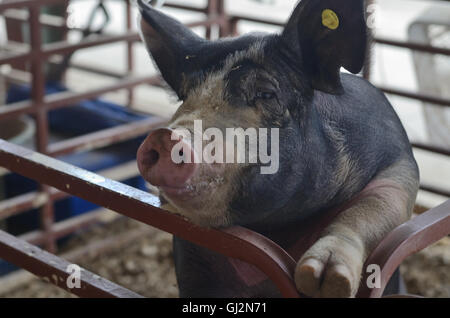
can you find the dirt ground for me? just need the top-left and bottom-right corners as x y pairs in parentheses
(400, 236), (450, 297)
(1, 216), (449, 298)
(1, 218), (179, 298)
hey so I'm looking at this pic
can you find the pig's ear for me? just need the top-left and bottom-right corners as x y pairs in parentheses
(138, 0), (206, 98)
(281, 0), (367, 94)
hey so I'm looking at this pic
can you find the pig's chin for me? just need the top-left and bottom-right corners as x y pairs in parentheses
(158, 184), (196, 201)
(158, 176), (232, 228)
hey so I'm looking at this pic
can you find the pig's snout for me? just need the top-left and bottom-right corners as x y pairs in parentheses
(137, 128), (198, 189)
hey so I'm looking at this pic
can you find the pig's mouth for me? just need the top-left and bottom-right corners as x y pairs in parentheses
(158, 184), (193, 199)
(157, 175), (226, 202)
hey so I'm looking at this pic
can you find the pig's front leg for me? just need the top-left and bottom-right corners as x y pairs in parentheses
(295, 160), (419, 298)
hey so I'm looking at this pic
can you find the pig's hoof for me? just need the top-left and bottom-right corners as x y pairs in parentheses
(294, 235), (364, 298)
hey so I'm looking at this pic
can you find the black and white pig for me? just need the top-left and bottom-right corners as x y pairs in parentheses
(136, 0), (419, 298)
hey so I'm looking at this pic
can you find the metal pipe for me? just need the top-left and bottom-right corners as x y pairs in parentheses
(0, 75), (164, 120)
(47, 116), (167, 156)
(375, 36), (450, 57)
(0, 229), (143, 298)
(412, 142), (450, 157)
(420, 184), (450, 198)
(125, 0), (135, 107)
(0, 0), (62, 12)
(380, 86), (450, 108)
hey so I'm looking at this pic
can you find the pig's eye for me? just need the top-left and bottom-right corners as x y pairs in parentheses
(255, 91), (276, 101)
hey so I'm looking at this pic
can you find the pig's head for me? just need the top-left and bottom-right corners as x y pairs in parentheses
(137, 0), (367, 228)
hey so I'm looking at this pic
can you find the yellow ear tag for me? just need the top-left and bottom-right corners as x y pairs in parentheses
(322, 9), (339, 30)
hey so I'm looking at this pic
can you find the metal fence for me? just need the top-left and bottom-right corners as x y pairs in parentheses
(0, 0), (449, 298)
(0, 139), (448, 297)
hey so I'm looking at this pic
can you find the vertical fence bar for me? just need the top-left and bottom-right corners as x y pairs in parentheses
(229, 17), (239, 37)
(5, 7), (27, 70)
(126, 0), (135, 107)
(29, 5), (56, 253)
(205, 0), (218, 39)
(363, 0), (376, 80)
(40, 186), (56, 253)
(217, 0), (229, 37)
(29, 6), (47, 153)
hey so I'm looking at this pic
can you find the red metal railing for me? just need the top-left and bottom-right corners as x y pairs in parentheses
(0, 139), (449, 297)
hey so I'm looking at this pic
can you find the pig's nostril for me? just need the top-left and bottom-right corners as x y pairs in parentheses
(147, 149), (160, 166)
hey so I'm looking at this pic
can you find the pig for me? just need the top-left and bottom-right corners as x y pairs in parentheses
(136, 0), (419, 298)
